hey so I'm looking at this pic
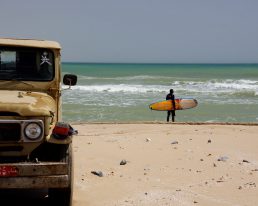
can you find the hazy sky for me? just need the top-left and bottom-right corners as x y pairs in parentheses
(1, 0), (258, 63)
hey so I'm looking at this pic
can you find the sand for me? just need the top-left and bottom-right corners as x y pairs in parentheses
(72, 123), (258, 206)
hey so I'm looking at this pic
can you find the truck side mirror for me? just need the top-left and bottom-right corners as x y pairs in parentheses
(63, 74), (77, 86)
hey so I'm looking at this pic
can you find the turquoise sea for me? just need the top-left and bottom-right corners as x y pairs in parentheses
(61, 63), (258, 123)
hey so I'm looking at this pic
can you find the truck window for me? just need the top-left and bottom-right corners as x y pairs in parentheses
(0, 47), (55, 81)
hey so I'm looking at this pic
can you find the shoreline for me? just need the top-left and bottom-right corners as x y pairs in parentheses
(71, 121), (258, 126)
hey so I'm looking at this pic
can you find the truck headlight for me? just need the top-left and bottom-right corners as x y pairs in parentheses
(24, 123), (42, 140)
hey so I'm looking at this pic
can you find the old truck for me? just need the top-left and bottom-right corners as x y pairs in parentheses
(0, 38), (77, 206)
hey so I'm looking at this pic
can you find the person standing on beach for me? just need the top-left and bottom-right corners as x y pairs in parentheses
(166, 89), (176, 122)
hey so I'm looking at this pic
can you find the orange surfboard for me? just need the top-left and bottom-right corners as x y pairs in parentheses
(149, 98), (198, 111)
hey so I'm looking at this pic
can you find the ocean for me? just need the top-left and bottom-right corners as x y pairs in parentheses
(61, 63), (258, 123)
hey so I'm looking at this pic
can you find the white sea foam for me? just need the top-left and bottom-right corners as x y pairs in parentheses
(172, 79), (258, 94)
(68, 78), (258, 95)
(211, 80), (258, 90)
(79, 75), (171, 81)
(72, 84), (167, 93)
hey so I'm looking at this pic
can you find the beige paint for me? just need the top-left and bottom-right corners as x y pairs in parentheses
(0, 38), (61, 49)
(0, 38), (68, 157)
(0, 91), (56, 116)
(0, 38), (61, 118)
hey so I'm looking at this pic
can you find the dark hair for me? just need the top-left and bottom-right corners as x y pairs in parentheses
(170, 89), (174, 94)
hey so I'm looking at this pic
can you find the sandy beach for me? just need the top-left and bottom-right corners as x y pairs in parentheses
(72, 123), (258, 206)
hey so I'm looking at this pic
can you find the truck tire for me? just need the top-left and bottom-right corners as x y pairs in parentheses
(48, 144), (73, 206)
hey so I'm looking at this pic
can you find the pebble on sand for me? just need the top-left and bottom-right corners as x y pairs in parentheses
(217, 156), (229, 162)
(171, 141), (179, 145)
(91, 171), (104, 177)
(120, 159), (127, 165)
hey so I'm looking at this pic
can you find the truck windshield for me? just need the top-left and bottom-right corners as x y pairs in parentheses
(0, 47), (54, 81)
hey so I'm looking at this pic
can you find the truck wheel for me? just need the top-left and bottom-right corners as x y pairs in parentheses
(49, 144), (73, 206)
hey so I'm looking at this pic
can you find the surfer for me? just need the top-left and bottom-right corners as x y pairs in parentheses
(166, 89), (176, 122)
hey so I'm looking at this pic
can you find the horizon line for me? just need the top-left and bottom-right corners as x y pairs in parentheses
(62, 62), (258, 65)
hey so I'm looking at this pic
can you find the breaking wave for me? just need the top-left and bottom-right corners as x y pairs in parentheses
(69, 79), (258, 96)
(79, 75), (172, 81)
